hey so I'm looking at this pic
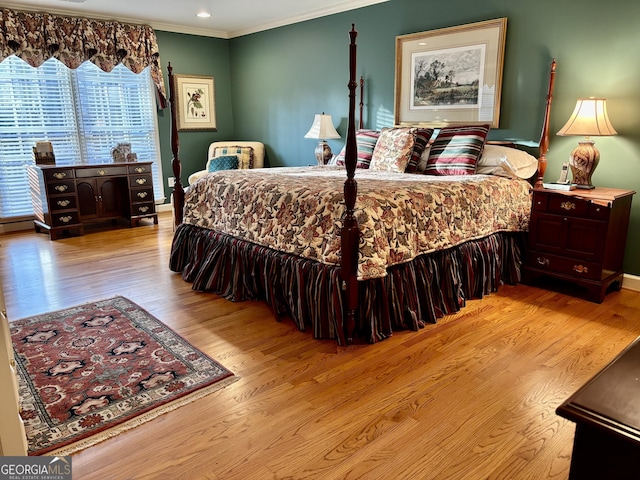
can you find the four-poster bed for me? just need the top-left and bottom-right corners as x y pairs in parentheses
(167, 25), (557, 345)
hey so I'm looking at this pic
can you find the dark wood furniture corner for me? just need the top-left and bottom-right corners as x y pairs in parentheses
(28, 162), (158, 240)
(557, 336), (640, 479)
(523, 187), (635, 302)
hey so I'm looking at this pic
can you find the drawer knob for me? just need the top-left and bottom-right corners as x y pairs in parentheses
(53, 172), (67, 179)
(138, 206), (149, 213)
(98, 169), (108, 175)
(595, 207), (601, 213)
(54, 185), (68, 192)
(537, 257), (550, 266)
(573, 265), (589, 274)
(56, 200), (71, 207)
(135, 167), (145, 173)
(59, 215), (72, 223)
(137, 192), (148, 199)
(136, 178), (147, 185)
(560, 201), (576, 211)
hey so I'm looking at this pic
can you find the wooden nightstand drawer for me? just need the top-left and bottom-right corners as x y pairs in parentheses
(526, 250), (601, 281)
(547, 194), (589, 217)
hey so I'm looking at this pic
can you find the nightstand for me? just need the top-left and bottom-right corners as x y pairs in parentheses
(523, 187), (635, 302)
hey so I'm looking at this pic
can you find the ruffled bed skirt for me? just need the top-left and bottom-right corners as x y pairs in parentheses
(169, 224), (525, 345)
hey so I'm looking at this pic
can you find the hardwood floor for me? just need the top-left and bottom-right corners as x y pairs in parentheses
(1, 213), (639, 479)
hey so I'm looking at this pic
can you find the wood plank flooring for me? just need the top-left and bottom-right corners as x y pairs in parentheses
(1, 213), (639, 479)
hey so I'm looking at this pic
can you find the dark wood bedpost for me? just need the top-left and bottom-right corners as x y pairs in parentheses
(535, 59), (556, 188)
(359, 76), (364, 130)
(168, 62), (185, 225)
(341, 25), (359, 344)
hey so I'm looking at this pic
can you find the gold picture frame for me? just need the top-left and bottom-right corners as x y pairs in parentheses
(172, 74), (217, 131)
(394, 18), (507, 128)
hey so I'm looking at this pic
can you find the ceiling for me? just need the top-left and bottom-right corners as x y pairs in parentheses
(3, 0), (389, 38)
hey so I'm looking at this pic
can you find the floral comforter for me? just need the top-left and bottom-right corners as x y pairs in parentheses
(183, 166), (532, 280)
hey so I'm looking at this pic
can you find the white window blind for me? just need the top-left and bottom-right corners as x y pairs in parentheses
(0, 56), (164, 222)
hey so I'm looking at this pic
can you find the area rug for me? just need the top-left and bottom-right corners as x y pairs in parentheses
(10, 296), (236, 456)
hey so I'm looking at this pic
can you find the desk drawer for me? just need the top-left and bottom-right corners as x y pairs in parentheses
(47, 180), (75, 194)
(44, 169), (74, 181)
(76, 166), (128, 178)
(131, 202), (155, 216)
(129, 174), (152, 187)
(51, 212), (80, 227)
(131, 187), (154, 202)
(128, 164), (152, 174)
(50, 196), (77, 211)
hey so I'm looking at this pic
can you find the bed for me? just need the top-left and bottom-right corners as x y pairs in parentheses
(168, 25), (557, 345)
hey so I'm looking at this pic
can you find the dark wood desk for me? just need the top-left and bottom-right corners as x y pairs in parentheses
(557, 336), (640, 479)
(28, 162), (158, 240)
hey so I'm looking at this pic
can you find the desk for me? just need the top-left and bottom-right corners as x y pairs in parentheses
(28, 162), (158, 240)
(557, 336), (640, 479)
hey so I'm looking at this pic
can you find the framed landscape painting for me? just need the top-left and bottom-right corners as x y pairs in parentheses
(172, 74), (217, 131)
(394, 18), (507, 128)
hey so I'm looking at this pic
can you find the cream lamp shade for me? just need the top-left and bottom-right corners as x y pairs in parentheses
(304, 113), (340, 165)
(557, 97), (617, 189)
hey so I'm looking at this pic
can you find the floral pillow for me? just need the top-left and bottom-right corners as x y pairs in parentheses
(334, 129), (381, 168)
(368, 127), (417, 173)
(424, 124), (490, 175)
(213, 146), (254, 169)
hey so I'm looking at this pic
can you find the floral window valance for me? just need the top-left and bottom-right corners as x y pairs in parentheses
(0, 8), (167, 107)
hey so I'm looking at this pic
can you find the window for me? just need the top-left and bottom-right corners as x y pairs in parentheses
(0, 56), (164, 222)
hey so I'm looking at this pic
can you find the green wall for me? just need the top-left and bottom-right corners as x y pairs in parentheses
(157, 0), (640, 275)
(154, 31), (235, 189)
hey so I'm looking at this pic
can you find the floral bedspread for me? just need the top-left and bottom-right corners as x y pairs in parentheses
(183, 166), (532, 280)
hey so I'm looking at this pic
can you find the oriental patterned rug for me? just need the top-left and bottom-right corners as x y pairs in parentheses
(10, 296), (236, 456)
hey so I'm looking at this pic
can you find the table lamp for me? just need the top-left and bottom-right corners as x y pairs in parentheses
(304, 113), (340, 165)
(556, 97), (617, 189)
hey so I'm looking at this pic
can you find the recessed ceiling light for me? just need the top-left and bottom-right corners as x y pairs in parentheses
(196, 12), (211, 18)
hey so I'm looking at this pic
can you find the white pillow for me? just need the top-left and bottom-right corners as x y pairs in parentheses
(476, 145), (538, 179)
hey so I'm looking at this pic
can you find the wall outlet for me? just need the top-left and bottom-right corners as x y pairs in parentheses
(167, 177), (175, 188)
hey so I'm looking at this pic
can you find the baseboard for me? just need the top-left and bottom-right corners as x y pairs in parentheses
(623, 273), (640, 292)
(0, 220), (33, 234)
(157, 203), (172, 213)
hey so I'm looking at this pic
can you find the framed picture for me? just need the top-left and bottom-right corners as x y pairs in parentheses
(172, 74), (217, 131)
(394, 18), (507, 128)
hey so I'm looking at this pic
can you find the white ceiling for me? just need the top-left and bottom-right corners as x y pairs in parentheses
(2, 0), (389, 38)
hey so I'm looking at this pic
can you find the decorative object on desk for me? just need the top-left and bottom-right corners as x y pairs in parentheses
(172, 73), (217, 131)
(10, 296), (236, 455)
(111, 142), (131, 163)
(32, 141), (55, 165)
(304, 113), (341, 165)
(126, 153), (137, 162)
(557, 97), (617, 189)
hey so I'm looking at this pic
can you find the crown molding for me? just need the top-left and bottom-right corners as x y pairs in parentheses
(1, 0), (389, 39)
